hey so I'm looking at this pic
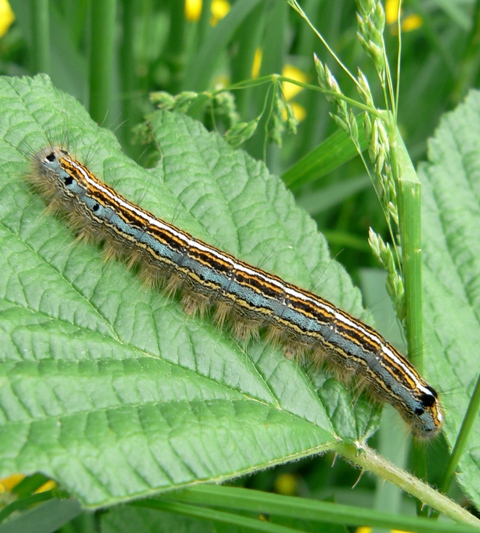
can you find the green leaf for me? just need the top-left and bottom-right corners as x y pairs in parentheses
(419, 89), (480, 508)
(281, 115), (368, 191)
(0, 75), (379, 508)
(102, 505), (215, 533)
(0, 496), (82, 533)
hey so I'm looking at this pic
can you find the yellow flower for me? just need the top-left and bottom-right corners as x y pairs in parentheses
(210, 0), (230, 25)
(385, 0), (422, 32)
(386, 0), (401, 25)
(0, 0), (14, 37)
(185, 0), (230, 26)
(401, 14), (422, 32)
(185, 0), (202, 21)
(288, 101), (306, 122)
(282, 64), (307, 121)
(36, 479), (57, 493)
(282, 64), (306, 100)
(252, 48), (262, 79)
(0, 474), (56, 494)
(0, 473), (24, 492)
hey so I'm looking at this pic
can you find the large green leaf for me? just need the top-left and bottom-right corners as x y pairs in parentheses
(419, 90), (480, 508)
(0, 75), (380, 507)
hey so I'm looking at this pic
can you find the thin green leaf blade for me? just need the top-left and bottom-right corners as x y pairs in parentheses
(281, 115), (367, 190)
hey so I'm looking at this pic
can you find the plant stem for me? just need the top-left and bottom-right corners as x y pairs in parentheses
(89, 0), (116, 125)
(440, 373), (480, 496)
(31, 0), (50, 74)
(337, 442), (480, 526)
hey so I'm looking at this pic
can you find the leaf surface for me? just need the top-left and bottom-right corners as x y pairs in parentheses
(0, 75), (379, 507)
(419, 89), (480, 508)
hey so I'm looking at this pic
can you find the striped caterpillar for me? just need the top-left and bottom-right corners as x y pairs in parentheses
(27, 146), (443, 439)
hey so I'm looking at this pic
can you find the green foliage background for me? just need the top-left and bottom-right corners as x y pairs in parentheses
(0, 1), (479, 532)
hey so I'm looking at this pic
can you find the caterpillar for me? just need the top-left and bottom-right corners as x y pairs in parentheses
(27, 146), (443, 439)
